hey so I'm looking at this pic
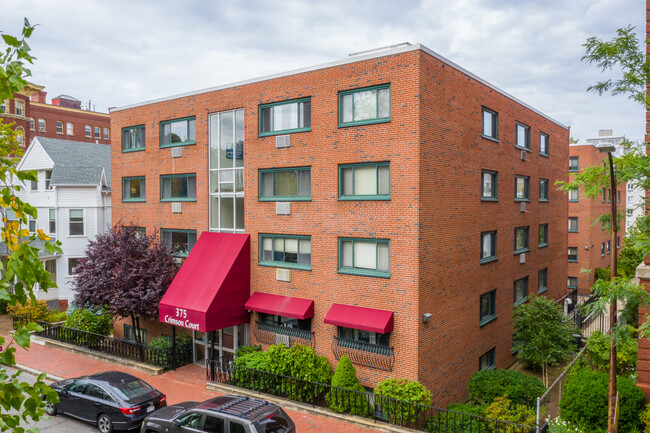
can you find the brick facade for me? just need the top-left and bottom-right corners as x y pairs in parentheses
(110, 44), (569, 405)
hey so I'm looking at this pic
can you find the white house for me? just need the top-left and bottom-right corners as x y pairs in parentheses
(14, 136), (111, 309)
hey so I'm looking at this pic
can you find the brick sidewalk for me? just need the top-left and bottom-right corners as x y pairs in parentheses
(14, 341), (385, 433)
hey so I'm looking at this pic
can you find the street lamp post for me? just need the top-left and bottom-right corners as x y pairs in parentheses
(597, 141), (618, 433)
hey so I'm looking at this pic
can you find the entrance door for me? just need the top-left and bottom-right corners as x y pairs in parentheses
(193, 324), (247, 366)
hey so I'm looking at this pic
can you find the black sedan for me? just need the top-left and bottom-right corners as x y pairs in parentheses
(45, 371), (166, 433)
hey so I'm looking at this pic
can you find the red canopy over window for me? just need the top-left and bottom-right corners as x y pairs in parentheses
(245, 292), (314, 320)
(324, 303), (394, 334)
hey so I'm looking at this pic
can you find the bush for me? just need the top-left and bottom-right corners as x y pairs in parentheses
(586, 328), (637, 378)
(326, 355), (372, 417)
(148, 334), (192, 368)
(424, 404), (489, 433)
(546, 417), (589, 433)
(467, 369), (545, 407)
(0, 298), (9, 314)
(374, 378), (432, 424)
(7, 299), (48, 327)
(43, 310), (67, 323)
(641, 403), (650, 433)
(63, 308), (112, 335)
(485, 396), (536, 432)
(235, 344), (261, 358)
(560, 368), (644, 432)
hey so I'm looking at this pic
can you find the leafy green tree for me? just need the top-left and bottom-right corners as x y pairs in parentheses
(618, 219), (646, 279)
(585, 328), (637, 378)
(512, 296), (578, 386)
(326, 355), (372, 417)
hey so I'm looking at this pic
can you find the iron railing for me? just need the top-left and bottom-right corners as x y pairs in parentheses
(253, 321), (315, 347)
(332, 336), (395, 371)
(206, 357), (537, 433)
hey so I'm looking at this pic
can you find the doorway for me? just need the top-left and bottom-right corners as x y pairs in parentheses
(193, 324), (247, 366)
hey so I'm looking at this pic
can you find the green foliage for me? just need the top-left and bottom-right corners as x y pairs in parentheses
(585, 328), (637, 378)
(148, 334), (193, 369)
(619, 222), (646, 279)
(546, 417), (590, 433)
(0, 299), (8, 314)
(425, 404), (490, 433)
(560, 368), (644, 432)
(467, 368), (545, 407)
(7, 299), (48, 327)
(484, 396), (536, 431)
(326, 355), (372, 417)
(640, 403), (650, 433)
(234, 344), (261, 358)
(0, 18), (37, 104)
(594, 267), (610, 281)
(446, 403), (487, 417)
(63, 308), (112, 335)
(42, 309), (67, 323)
(374, 378), (432, 423)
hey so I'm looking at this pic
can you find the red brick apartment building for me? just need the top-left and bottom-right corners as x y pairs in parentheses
(110, 43), (569, 405)
(568, 144), (625, 296)
(0, 83), (110, 147)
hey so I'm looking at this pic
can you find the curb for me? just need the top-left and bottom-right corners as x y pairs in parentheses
(14, 363), (63, 382)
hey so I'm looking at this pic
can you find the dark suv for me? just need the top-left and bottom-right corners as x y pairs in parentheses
(140, 395), (295, 433)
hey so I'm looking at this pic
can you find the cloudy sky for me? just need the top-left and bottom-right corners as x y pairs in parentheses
(0, 0), (645, 142)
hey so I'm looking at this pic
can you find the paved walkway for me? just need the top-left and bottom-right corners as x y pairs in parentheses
(13, 341), (385, 433)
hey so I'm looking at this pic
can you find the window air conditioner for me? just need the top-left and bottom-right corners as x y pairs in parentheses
(171, 147), (183, 158)
(275, 333), (290, 347)
(520, 202), (526, 212)
(519, 253), (526, 264)
(171, 202), (182, 213)
(276, 135), (291, 149)
(276, 202), (291, 215)
(276, 268), (291, 282)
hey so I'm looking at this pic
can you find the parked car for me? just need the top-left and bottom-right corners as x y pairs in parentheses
(140, 395), (295, 433)
(44, 370), (167, 432)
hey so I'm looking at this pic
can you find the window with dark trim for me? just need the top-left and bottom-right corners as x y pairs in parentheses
(68, 258), (81, 275)
(481, 170), (497, 201)
(94, 126), (100, 138)
(122, 177), (145, 202)
(338, 326), (390, 348)
(539, 179), (549, 201)
(259, 234), (311, 270)
(85, 125), (91, 137)
(601, 242), (605, 257)
(515, 175), (529, 201)
(568, 188), (578, 202)
(515, 122), (530, 150)
(69, 209), (84, 236)
(339, 84), (390, 127)
(540, 133), (549, 156)
(568, 277), (578, 289)
(161, 229), (197, 257)
(482, 107), (498, 140)
(122, 125), (145, 152)
(28, 217), (36, 233)
(479, 348), (495, 370)
(568, 217), (578, 232)
(260, 313), (312, 332)
(538, 268), (548, 294)
(339, 162), (390, 200)
(49, 209), (55, 234)
(339, 238), (390, 277)
(607, 240), (611, 254)
(568, 247), (578, 262)
(514, 226), (529, 254)
(259, 167), (311, 201)
(124, 324), (147, 344)
(160, 117), (196, 147)
(480, 290), (496, 325)
(569, 156), (579, 172)
(160, 174), (196, 201)
(56, 121), (63, 134)
(538, 224), (548, 248)
(514, 277), (528, 305)
(481, 231), (497, 263)
(259, 98), (311, 136)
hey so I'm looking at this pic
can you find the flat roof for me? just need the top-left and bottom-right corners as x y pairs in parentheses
(112, 43), (568, 130)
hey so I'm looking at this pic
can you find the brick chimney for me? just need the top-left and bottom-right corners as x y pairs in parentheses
(30, 90), (47, 103)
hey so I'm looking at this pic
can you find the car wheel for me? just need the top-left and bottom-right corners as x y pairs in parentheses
(44, 401), (56, 416)
(97, 414), (113, 433)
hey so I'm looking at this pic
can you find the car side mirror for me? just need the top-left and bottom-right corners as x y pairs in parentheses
(172, 419), (182, 427)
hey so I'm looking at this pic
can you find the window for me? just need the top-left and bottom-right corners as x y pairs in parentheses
(600, 242), (605, 257)
(122, 125), (145, 151)
(85, 125), (91, 138)
(16, 128), (24, 147)
(103, 127), (109, 140)
(617, 236), (620, 249)
(229, 421), (246, 433)
(29, 118), (34, 130)
(538, 224), (548, 248)
(481, 231), (497, 263)
(569, 156), (579, 172)
(94, 126), (100, 138)
(69, 209), (84, 236)
(132, 227), (146, 238)
(160, 117), (196, 147)
(538, 268), (548, 294)
(124, 324), (147, 343)
(203, 416), (225, 433)
(602, 188), (606, 202)
(568, 217), (578, 232)
(45, 170), (52, 190)
(259, 98), (311, 135)
(15, 100), (24, 116)
(259, 167), (311, 201)
(514, 277), (528, 305)
(540, 133), (549, 156)
(627, 209), (634, 217)
(515, 175), (529, 201)
(515, 122), (530, 150)
(49, 209), (55, 234)
(481, 107), (498, 140)
(339, 238), (390, 277)
(66, 122), (73, 135)
(56, 121), (63, 134)
(568, 277), (578, 289)
(608, 189), (611, 202)
(160, 174), (196, 201)
(627, 195), (634, 205)
(628, 183), (634, 191)
(122, 177), (146, 202)
(539, 179), (549, 201)
(28, 217), (36, 233)
(161, 229), (197, 257)
(514, 227), (529, 254)
(617, 190), (620, 203)
(338, 326), (390, 348)
(259, 313), (312, 332)
(339, 162), (390, 200)
(479, 290), (496, 326)
(68, 258), (81, 275)
(177, 412), (202, 429)
(259, 234), (311, 270)
(607, 240), (611, 254)
(479, 348), (495, 370)
(30, 178), (38, 191)
(568, 188), (578, 202)
(45, 259), (56, 283)
(38, 118), (45, 132)
(568, 247), (578, 262)
(339, 84), (390, 127)
(481, 170), (498, 200)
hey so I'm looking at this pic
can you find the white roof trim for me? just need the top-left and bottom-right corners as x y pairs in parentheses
(112, 42), (567, 130)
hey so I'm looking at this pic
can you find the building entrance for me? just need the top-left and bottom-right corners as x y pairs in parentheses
(193, 324), (247, 366)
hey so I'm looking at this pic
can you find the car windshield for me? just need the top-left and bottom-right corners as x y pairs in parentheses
(110, 377), (154, 402)
(255, 412), (290, 432)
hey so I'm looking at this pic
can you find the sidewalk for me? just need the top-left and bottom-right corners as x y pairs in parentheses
(14, 341), (385, 433)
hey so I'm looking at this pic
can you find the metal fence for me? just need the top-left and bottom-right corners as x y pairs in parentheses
(206, 358), (537, 433)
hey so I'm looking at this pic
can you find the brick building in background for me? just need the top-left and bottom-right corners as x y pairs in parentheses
(110, 43), (569, 405)
(568, 143), (625, 296)
(0, 83), (110, 148)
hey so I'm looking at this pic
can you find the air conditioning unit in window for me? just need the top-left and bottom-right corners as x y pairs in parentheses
(276, 268), (291, 282)
(276, 135), (291, 149)
(276, 202), (291, 215)
(276, 333), (290, 347)
(520, 202), (526, 212)
(171, 202), (182, 213)
(521, 150), (527, 161)
(519, 253), (526, 264)
(171, 147), (183, 158)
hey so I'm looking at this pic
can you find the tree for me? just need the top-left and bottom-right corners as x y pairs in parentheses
(73, 225), (178, 348)
(512, 296), (578, 386)
(618, 219), (647, 279)
(0, 19), (65, 433)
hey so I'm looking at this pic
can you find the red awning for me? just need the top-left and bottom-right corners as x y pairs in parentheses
(324, 303), (394, 334)
(245, 292), (314, 320)
(158, 233), (250, 332)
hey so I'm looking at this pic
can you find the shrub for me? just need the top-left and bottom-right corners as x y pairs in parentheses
(485, 396), (536, 432)
(235, 344), (261, 358)
(43, 310), (67, 323)
(0, 298), (9, 314)
(641, 403), (650, 433)
(560, 368), (644, 432)
(546, 417), (589, 433)
(7, 299), (48, 327)
(467, 369), (545, 407)
(63, 308), (112, 335)
(374, 378), (432, 424)
(585, 328), (637, 378)
(424, 404), (489, 433)
(326, 355), (372, 417)
(148, 334), (192, 368)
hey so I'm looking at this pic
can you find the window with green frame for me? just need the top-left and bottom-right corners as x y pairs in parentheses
(124, 324), (147, 343)
(160, 117), (196, 147)
(513, 277), (528, 305)
(259, 98), (311, 136)
(568, 217), (578, 232)
(161, 229), (197, 257)
(479, 290), (496, 326)
(338, 238), (390, 277)
(122, 125), (145, 152)
(259, 234), (311, 270)
(259, 167), (311, 201)
(538, 223), (548, 247)
(479, 348), (495, 370)
(122, 177), (145, 202)
(339, 162), (390, 200)
(160, 174), (196, 201)
(339, 84), (390, 127)
(49, 208), (56, 234)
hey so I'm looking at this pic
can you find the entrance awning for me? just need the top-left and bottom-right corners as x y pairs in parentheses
(324, 303), (394, 334)
(245, 292), (314, 320)
(158, 233), (250, 332)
